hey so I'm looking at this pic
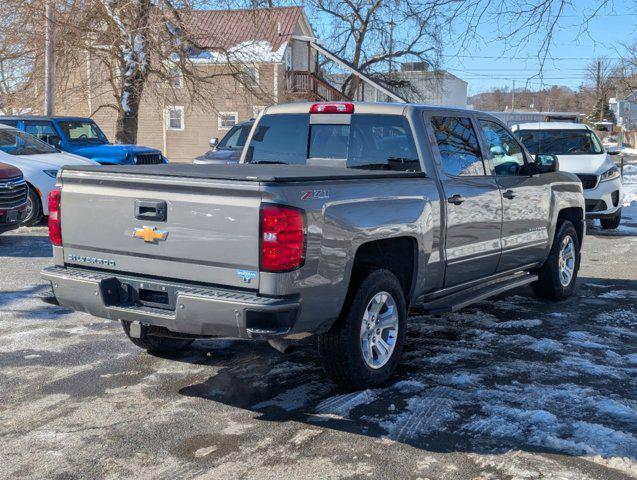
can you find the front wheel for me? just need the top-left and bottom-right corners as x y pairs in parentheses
(600, 211), (621, 230)
(22, 187), (43, 226)
(122, 321), (194, 353)
(318, 269), (407, 389)
(532, 221), (580, 300)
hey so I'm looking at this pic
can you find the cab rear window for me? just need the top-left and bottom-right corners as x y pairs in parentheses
(245, 114), (420, 172)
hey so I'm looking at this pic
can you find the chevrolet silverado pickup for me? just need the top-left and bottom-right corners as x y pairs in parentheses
(42, 102), (585, 389)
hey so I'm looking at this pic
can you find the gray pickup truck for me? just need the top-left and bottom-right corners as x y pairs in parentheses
(42, 102), (585, 389)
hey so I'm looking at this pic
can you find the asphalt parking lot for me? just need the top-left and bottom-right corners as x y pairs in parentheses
(1, 198), (636, 479)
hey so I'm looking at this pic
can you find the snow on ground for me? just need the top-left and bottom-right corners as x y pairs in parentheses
(248, 288), (637, 475)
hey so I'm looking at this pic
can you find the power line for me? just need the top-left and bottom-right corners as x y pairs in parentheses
(441, 54), (625, 61)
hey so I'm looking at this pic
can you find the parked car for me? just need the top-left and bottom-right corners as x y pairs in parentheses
(512, 122), (623, 229)
(0, 123), (98, 225)
(0, 116), (166, 165)
(0, 162), (28, 234)
(42, 102), (585, 389)
(193, 120), (253, 165)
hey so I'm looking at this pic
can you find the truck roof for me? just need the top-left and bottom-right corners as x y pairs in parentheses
(264, 101), (494, 118)
(0, 115), (93, 122)
(511, 122), (592, 131)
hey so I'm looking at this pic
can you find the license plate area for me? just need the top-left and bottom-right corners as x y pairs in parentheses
(101, 278), (177, 311)
(6, 210), (18, 223)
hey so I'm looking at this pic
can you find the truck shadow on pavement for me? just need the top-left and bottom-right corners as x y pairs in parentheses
(174, 277), (637, 460)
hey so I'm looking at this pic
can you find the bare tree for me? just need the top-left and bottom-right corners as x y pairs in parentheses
(585, 57), (618, 122)
(311, 0), (445, 98)
(0, 0), (271, 143)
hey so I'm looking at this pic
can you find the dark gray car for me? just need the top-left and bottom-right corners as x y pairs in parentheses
(42, 102), (585, 389)
(193, 120), (253, 165)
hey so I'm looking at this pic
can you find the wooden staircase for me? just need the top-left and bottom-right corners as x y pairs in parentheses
(285, 71), (350, 102)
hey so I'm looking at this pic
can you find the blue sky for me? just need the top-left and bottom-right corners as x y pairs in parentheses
(442, 0), (637, 95)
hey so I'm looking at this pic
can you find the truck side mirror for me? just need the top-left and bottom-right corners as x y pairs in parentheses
(534, 154), (559, 174)
(209, 137), (218, 149)
(607, 148), (621, 156)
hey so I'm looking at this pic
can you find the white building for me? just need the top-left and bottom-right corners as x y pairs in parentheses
(329, 62), (468, 107)
(609, 94), (637, 130)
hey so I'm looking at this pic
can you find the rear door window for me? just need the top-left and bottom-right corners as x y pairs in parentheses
(431, 116), (485, 176)
(246, 113), (420, 171)
(245, 114), (309, 164)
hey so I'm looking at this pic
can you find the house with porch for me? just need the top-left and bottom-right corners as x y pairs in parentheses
(54, 6), (404, 163)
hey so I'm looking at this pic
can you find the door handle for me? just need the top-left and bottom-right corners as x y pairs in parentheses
(447, 194), (466, 205)
(502, 190), (516, 200)
(135, 200), (167, 221)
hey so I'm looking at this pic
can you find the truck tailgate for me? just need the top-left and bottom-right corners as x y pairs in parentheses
(58, 170), (261, 289)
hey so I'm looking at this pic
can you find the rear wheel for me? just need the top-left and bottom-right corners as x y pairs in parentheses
(22, 187), (43, 226)
(600, 211), (621, 230)
(532, 221), (579, 300)
(318, 269), (406, 389)
(122, 321), (194, 353)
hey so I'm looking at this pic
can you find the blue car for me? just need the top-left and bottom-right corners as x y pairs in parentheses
(0, 116), (166, 165)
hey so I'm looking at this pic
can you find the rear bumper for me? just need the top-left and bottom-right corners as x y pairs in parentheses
(41, 266), (300, 339)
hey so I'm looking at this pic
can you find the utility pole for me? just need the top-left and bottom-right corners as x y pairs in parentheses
(44, 0), (55, 116)
(388, 19), (395, 76)
(511, 80), (515, 111)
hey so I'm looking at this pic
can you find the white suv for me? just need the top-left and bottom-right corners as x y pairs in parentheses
(512, 122), (623, 229)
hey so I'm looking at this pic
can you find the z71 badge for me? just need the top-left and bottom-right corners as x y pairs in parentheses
(301, 189), (329, 200)
(237, 269), (257, 284)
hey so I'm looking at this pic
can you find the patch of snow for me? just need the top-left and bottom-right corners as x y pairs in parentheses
(570, 421), (637, 457)
(315, 389), (379, 417)
(595, 398), (637, 424)
(565, 331), (608, 349)
(445, 372), (483, 386)
(379, 395), (459, 441)
(252, 382), (331, 412)
(188, 41), (288, 64)
(527, 338), (563, 354)
(494, 319), (543, 329)
(598, 290), (637, 299)
(391, 380), (427, 394)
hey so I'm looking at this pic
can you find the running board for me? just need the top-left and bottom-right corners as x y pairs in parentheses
(422, 272), (538, 315)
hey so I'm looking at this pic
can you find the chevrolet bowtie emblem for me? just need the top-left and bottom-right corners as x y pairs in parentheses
(132, 226), (168, 243)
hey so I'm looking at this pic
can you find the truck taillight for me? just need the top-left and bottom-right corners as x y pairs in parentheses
(260, 205), (305, 272)
(310, 102), (354, 114)
(48, 189), (62, 246)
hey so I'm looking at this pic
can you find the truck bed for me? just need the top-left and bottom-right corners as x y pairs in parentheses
(63, 163), (426, 182)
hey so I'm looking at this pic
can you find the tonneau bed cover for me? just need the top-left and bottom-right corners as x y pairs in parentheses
(62, 163), (425, 183)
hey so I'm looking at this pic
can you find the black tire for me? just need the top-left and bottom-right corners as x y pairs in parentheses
(122, 321), (194, 353)
(318, 269), (407, 389)
(532, 220), (580, 300)
(600, 211), (621, 230)
(22, 187), (43, 226)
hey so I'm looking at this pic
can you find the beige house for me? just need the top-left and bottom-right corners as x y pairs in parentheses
(56, 7), (351, 163)
(55, 6), (406, 163)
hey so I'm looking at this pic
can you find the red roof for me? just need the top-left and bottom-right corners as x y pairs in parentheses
(186, 7), (305, 52)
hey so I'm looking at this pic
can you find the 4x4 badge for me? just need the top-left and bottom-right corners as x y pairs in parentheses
(132, 226), (168, 243)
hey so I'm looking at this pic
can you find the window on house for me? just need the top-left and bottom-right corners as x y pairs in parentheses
(166, 106), (184, 130)
(168, 65), (182, 88)
(218, 112), (238, 130)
